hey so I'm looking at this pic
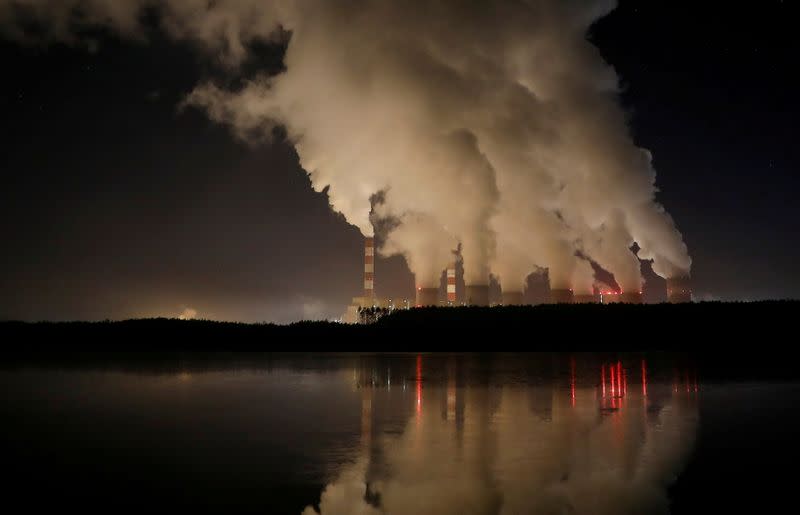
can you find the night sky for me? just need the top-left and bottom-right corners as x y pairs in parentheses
(1, 1), (796, 322)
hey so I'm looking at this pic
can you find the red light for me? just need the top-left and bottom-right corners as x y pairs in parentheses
(601, 364), (606, 398)
(609, 365), (617, 399)
(570, 357), (576, 408)
(642, 359), (647, 397)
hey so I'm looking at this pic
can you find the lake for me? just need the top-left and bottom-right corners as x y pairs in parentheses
(1, 353), (797, 513)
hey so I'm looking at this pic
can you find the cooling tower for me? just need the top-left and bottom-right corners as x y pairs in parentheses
(666, 277), (692, 303)
(446, 265), (457, 305)
(415, 287), (439, 307)
(573, 293), (600, 304)
(465, 284), (490, 306)
(549, 288), (574, 304)
(501, 291), (524, 306)
(364, 237), (375, 302)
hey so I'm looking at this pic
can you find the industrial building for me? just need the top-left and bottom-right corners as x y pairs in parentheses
(342, 236), (692, 322)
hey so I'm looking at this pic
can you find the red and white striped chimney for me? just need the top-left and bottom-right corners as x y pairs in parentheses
(446, 263), (456, 305)
(364, 237), (374, 303)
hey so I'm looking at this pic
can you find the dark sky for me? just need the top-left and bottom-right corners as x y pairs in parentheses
(1, 1), (797, 322)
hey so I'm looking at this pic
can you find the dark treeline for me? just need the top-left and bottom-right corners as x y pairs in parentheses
(1, 301), (795, 350)
(0, 302), (798, 380)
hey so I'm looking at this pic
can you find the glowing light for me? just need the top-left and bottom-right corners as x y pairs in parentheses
(642, 359), (648, 397)
(622, 368), (627, 397)
(685, 370), (691, 395)
(570, 357), (576, 408)
(601, 364), (606, 398)
(611, 363), (616, 397)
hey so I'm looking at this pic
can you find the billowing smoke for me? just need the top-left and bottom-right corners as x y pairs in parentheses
(0, 0), (692, 292)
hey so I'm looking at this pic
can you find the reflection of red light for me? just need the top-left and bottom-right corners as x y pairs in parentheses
(642, 359), (647, 397)
(685, 370), (690, 395)
(611, 363), (616, 397)
(601, 364), (606, 398)
(617, 362), (622, 397)
(570, 357), (576, 408)
(623, 369), (627, 397)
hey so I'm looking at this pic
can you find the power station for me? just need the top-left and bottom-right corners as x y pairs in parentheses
(342, 236), (692, 322)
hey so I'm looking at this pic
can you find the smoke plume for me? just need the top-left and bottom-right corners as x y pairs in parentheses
(1, 0), (692, 291)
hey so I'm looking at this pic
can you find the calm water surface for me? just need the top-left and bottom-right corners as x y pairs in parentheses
(1, 353), (797, 513)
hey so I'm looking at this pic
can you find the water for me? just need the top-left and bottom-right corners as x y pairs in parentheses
(1, 353), (797, 514)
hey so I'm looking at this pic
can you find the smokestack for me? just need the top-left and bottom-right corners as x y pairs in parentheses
(666, 277), (692, 303)
(573, 293), (600, 304)
(465, 284), (490, 306)
(415, 287), (439, 307)
(501, 291), (524, 306)
(549, 288), (574, 304)
(446, 264), (457, 305)
(364, 237), (375, 304)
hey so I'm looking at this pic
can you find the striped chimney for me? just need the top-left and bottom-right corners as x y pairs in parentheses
(446, 263), (457, 305)
(364, 237), (374, 302)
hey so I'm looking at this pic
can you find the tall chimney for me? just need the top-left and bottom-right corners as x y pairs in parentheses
(446, 264), (457, 305)
(666, 277), (692, 303)
(465, 284), (490, 306)
(549, 288), (574, 304)
(364, 237), (375, 304)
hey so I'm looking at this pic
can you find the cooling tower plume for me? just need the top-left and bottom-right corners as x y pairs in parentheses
(0, 0), (692, 290)
(376, 212), (456, 289)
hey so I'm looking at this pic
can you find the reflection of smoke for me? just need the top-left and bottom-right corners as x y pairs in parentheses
(495, 388), (698, 515)
(301, 458), (377, 515)
(304, 383), (697, 515)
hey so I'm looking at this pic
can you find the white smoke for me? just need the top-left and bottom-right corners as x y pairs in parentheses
(0, 0), (692, 291)
(303, 384), (698, 515)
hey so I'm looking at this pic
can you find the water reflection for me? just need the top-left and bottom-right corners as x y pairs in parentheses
(306, 357), (698, 515)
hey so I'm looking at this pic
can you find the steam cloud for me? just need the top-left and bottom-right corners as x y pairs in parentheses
(303, 385), (698, 515)
(1, 0), (691, 292)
